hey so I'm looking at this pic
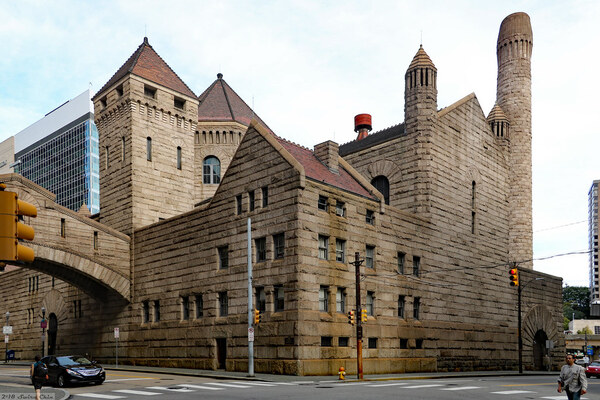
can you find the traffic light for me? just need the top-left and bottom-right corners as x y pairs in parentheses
(347, 310), (355, 325)
(509, 267), (519, 287)
(0, 189), (37, 263)
(361, 308), (368, 322)
(254, 309), (261, 325)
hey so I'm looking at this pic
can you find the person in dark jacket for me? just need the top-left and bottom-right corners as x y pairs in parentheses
(30, 355), (46, 400)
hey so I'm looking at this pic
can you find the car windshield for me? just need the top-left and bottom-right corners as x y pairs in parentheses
(590, 362), (600, 366)
(56, 356), (93, 366)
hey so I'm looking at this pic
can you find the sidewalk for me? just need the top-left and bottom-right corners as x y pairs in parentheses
(0, 383), (68, 400)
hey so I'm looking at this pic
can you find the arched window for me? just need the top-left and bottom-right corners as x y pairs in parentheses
(203, 156), (221, 184)
(146, 137), (152, 161)
(371, 175), (390, 205)
(177, 146), (182, 170)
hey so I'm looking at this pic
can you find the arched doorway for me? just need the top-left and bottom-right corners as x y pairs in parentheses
(48, 313), (58, 356)
(371, 175), (390, 205)
(532, 329), (548, 370)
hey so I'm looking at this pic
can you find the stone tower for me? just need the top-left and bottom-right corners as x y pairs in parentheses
(93, 38), (199, 235)
(404, 45), (437, 214)
(495, 12), (533, 268)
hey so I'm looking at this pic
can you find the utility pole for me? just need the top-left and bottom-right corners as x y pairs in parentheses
(518, 284), (522, 374)
(350, 252), (364, 380)
(247, 218), (254, 377)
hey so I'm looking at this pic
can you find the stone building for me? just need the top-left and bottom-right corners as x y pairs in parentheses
(0, 12), (565, 374)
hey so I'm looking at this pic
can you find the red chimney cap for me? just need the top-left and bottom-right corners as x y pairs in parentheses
(354, 114), (372, 133)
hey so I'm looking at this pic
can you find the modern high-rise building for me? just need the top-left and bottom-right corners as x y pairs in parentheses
(0, 90), (100, 214)
(589, 180), (599, 314)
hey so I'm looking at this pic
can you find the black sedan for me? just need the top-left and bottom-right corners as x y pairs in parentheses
(40, 355), (105, 387)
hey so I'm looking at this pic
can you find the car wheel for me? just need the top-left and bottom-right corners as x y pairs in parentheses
(56, 374), (66, 388)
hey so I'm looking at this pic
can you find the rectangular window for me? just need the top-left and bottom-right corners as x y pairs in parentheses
(274, 285), (284, 312)
(338, 337), (349, 347)
(413, 297), (421, 320)
(256, 287), (266, 312)
(366, 209), (375, 225)
(195, 294), (203, 318)
(368, 337), (378, 349)
(116, 84), (123, 97)
(154, 300), (160, 322)
(321, 336), (333, 347)
(218, 246), (229, 269)
(416, 339), (423, 349)
(182, 296), (189, 320)
(366, 291), (374, 316)
(336, 288), (346, 313)
(144, 85), (156, 98)
(176, 146), (182, 170)
(249, 190), (255, 211)
(398, 295), (405, 318)
(60, 218), (66, 238)
(143, 301), (150, 323)
(174, 97), (185, 109)
(318, 195), (328, 211)
(397, 252), (405, 274)
(400, 338), (408, 349)
(273, 233), (285, 259)
(146, 137), (152, 161)
(335, 239), (346, 263)
(236, 195), (242, 215)
(413, 256), (421, 277)
(319, 285), (329, 312)
(219, 292), (228, 316)
(596, 326), (600, 335)
(335, 201), (346, 217)
(255, 237), (266, 262)
(366, 245), (375, 269)
(93, 231), (98, 250)
(262, 186), (269, 207)
(318, 235), (329, 260)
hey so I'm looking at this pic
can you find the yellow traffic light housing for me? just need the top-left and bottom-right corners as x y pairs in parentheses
(347, 310), (355, 325)
(254, 308), (261, 325)
(0, 190), (37, 263)
(509, 267), (519, 287)
(361, 308), (368, 322)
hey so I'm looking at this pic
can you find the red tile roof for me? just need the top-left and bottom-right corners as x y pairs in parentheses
(94, 37), (196, 100)
(197, 74), (273, 132)
(276, 138), (376, 200)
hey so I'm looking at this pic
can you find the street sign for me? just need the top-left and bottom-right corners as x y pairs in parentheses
(114, 327), (119, 339)
(587, 346), (593, 355)
(2, 326), (12, 335)
(248, 327), (254, 342)
(40, 320), (47, 329)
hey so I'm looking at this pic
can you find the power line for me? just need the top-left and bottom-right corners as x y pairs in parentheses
(534, 220), (587, 233)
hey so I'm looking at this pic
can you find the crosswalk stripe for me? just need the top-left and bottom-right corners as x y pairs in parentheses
(269, 382), (299, 385)
(403, 384), (444, 389)
(177, 384), (224, 391)
(367, 382), (410, 387)
(229, 381), (277, 386)
(205, 382), (252, 388)
(75, 395), (126, 399)
(146, 386), (195, 392)
(491, 390), (535, 394)
(440, 386), (481, 391)
(540, 397), (589, 400)
(112, 389), (161, 396)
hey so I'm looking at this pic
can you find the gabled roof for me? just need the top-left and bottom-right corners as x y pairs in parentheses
(94, 37), (196, 100)
(197, 74), (273, 132)
(276, 137), (377, 200)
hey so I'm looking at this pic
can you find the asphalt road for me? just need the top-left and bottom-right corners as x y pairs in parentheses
(2, 364), (600, 400)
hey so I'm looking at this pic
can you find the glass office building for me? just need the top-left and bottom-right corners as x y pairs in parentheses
(590, 180), (599, 314)
(12, 90), (100, 214)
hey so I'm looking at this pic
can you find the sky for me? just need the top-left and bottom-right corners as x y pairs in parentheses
(0, 0), (598, 286)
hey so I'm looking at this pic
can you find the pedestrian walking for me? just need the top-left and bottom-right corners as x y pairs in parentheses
(30, 355), (48, 400)
(558, 354), (587, 400)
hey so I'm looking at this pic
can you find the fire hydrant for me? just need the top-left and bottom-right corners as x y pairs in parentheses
(338, 366), (346, 380)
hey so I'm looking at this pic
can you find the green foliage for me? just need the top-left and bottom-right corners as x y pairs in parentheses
(577, 326), (593, 335)
(563, 285), (590, 320)
(564, 316), (570, 330)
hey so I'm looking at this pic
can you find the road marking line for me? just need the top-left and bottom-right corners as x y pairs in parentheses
(105, 378), (155, 382)
(74, 394), (126, 399)
(491, 390), (535, 394)
(146, 386), (195, 392)
(229, 381), (277, 386)
(403, 384), (444, 389)
(368, 382), (411, 387)
(204, 382), (252, 388)
(177, 384), (224, 390)
(440, 386), (481, 391)
(333, 382), (371, 386)
(268, 382), (299, 385)
(112, 389), (161, 396)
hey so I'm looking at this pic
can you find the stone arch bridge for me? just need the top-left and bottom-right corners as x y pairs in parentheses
(0, 174), (131, 302)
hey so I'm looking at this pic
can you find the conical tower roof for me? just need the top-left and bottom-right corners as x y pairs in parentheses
(408, 45), (437, 71)
(487, 103), (509, 122)
(197, 73), (273, 133)
(94, 37), (196, 100)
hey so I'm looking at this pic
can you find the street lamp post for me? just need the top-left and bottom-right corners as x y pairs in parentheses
(5, 311), (9, 363)
(41, 307), (46, 358)
(518, 278), (544, 373)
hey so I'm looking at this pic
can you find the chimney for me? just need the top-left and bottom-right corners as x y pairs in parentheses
(314, 141), (339, 173)
(354, 114), (372, 140)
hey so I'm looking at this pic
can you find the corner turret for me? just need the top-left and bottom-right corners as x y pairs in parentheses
(404, 45), (437, 135)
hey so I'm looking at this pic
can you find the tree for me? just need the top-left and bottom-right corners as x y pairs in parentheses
(563, 285), (590, 321)
(577, 326), (593, 335)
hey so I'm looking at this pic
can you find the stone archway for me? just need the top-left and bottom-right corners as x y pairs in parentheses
(523, 305), (559, 371)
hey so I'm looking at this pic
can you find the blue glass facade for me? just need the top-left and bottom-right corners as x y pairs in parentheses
(16, 118), (100, 214)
